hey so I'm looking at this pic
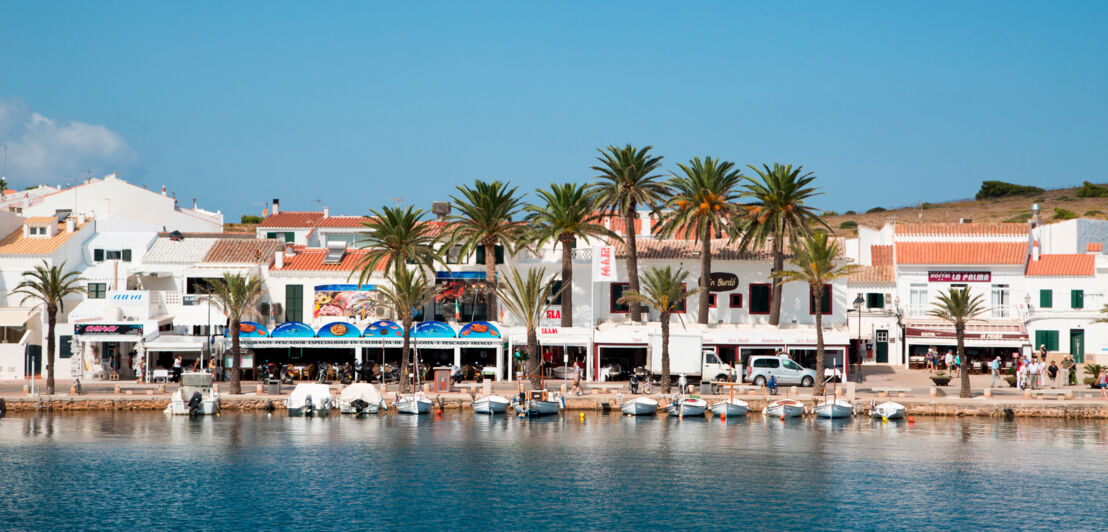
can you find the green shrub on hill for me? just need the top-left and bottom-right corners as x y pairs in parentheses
(975, 180), (1044, 200)
(1004, 213), (1032, 223)
(866, 206), (887, 214)
(240, 215), (264, 224)
(1058, 195), (1075, 202)
(1052, 208), (1078, 221)
(839, 220), (858, 229)
(843, 210), (856, 215)
(823, 210), (838, 217)
(1084, 210), (1104, 217)
(1076, 181), (1108, 198)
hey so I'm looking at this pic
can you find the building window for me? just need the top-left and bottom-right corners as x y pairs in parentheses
(94, 249), (132, 262)
(1035, 330), (1059, 352)
(749, 284), (771, 315)
(1071, 289), (1084, 310)
(991, 284), (1009, 318)
(809, 285), (832, 315)
(29, 226), (47, 236)
(548, 280), (564, 306)
(909, 284), (927, 317)
(266, 231), (294, 243)
(88, 283), (107, 299)
(475, 245), (505, 265)
(707, 294), (717, 308)
(610, 283), (630, 313)
(59, 336), (73, 359)
(285, 284), (303, 322)
(865, 293), (884, 309)
(729, 293), (743, 308)
(1040, 289), (1053, 309)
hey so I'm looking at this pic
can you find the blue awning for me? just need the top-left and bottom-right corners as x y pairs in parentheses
(270, 322), (316, 338)
(458, 321), (500, 339)
(414, 321), (456, 338)
(318, 321), (361, 337)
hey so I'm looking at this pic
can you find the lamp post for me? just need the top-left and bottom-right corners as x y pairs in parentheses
(853, 294), (865, 382)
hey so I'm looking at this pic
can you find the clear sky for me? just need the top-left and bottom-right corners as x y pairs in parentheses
(1, 1), (1105, 220)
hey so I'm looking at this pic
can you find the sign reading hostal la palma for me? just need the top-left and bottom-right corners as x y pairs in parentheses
(928, 271), (991, 283)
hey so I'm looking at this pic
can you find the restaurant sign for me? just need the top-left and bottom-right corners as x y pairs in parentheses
(706, 272), (739, 292)
(75, 323), (144, 336)
(928, 271), (991, 283)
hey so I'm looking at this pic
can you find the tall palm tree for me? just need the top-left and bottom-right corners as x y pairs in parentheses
(353, 205), (444, 286)
(590, 144), (668, 322)
(525, 182), (621, 328)
(737, 163), (827, 326)
(376, 266), (439, 393)
(928, 287), (987, 398)
(771, 232), (859, 396)
(13, 261), (85, 395)
(656, 156), (744, 324)
(447, 180), (527, 322)
(202, 273), (266, 395)
(617, 266), (700, 393)
(496, 268), (560, 389)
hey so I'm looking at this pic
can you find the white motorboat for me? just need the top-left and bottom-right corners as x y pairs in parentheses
(285, 383), (335, 417)
(621, 396), (659, 416)
(394, 393), (433, 415)
(164, 372), (220, 416)
(514, 391), (563, 417)
(871, 401), (906, 420)
(815, 399), (854, 419)
(337, 383), (385, 415)
(765, 399), (807, 418)
(472, 395), (510, 414)
(666, 397), (708, 417)
(709, 398), (749, 417)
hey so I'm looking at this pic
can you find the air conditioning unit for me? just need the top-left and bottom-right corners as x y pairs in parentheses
(373, 306), (392, 318)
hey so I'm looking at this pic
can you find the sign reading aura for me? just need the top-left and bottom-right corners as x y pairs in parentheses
(928, 271), (991, 283)
(75, 323), (144, 336)
(706, 272), (739, 292)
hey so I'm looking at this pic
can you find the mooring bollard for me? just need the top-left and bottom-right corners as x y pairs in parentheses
(114, 385), (121, 394)
(157, 384), (166, 393)
(984, 388), (992, 398)
(256, 384), (264, 394)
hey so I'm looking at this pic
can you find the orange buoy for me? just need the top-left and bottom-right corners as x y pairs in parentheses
(720, 413), (726, 422)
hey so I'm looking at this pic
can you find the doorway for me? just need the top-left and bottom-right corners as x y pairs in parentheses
(1070, 329), (1085, 364)
(876, 330), (889, 363)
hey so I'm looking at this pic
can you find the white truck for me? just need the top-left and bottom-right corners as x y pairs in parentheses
(647, 333), (733, 384)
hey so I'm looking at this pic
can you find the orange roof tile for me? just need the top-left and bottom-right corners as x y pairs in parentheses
(895, 223), (1027, 237)
(258, 211), (325, 228)
(871, 245), (893, 266)
(202, 239), (282, 263)
(1026, 254), (1094, 277)
(277, 248), (385, 272)
(1087, 242), (1103, 252)
(615, 238), (775, 261)
(0, 219), (92, 256)
(849, 265), (895, 284)
(895, 242), (1026, 265)
(314, 216), (372, 228)
(24, 216), (58, 225)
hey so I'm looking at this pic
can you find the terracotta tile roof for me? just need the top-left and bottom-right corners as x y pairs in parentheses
(277, 248), (385, 272)
(157, 231), (254, 239)
(871, 245), (893, 266)
(895, 223), (1028, 238)
(1025, 254), (1094, 277)
(895, 242), (1026, 265)
(615, 238), (774, 261)
(258, 211), (325, 228)
(202, 239), (282, 264)
(315, 216), (372, 228)
(1087, 242), (1103, 252)
(849, 266), (895, 284)
(595, 213), (644, 236)
(0, 219), (91, 256)
(24, 216), (57, 225)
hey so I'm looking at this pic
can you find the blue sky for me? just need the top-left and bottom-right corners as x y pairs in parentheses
(1, 1), (1105, 220)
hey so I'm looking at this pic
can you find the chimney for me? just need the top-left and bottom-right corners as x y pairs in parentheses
(639, 211), (651, 238)
(161, 185), (167, 196)
(274, 249), (284, 269)
(272, 198), (280, 215)
(66, 219), (75, 233)
(1030, 203), (1041, 228)
(323, 207), (329, 218)
(1032, 240), (1040, 261)
(192, 198), (197, 209)
(1086, 242), (1103, 254)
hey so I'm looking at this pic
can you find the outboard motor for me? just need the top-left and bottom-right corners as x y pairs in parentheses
(304, 395), (315, 417)
(629, 374), (639, 394)
(340, 363), (354, 385)
(187, 391), (204, 417)
(281, 364), (294, 385)
(351, 399), (369, 416)
(264, 400), (275, 413)
(0, 398), (6, 418)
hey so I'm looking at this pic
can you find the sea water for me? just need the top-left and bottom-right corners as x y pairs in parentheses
(1, 412), (1106, 531)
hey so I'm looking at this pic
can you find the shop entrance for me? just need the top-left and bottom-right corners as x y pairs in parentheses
(598, 346), (646, 381)
(875, 330), (889, 363)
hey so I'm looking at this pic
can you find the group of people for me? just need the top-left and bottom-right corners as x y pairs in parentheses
(924, 347), (963, 376)
(1001, 353), (1071, 390)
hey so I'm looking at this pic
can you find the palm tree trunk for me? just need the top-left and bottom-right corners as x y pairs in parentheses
(560, 236), (573, 328)
(813, 289), (825, 396)
(527, 326), (541, 389)
(400, 316), (412, 393)
(661, 311), (671, 393)
(698, 223), (711, 324)
(625, 211), (643, 322)
(957, 323), (971, 398)
(230, 318), (241, 394)
(46, 305), (57, 395)
(485, 243), (497, 322)
(769, 233), (784, 326)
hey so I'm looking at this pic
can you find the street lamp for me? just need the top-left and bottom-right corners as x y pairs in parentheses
(853, 294), (865, 381)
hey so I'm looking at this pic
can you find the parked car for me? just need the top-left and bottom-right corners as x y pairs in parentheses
(745, 355), (817, 387)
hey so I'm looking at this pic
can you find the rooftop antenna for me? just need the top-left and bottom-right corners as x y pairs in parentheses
(1, 145), (7, 183)
(314, 197), (322, 209)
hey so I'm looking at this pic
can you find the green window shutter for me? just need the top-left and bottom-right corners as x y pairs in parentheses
(866, 293), (884, 309)
(284, 232), (294, 243)
(496, 245), (504, 264)
(285, 284), (303, 322)
(475, 246), (485, 264)
(1039, 289), (1052, 309)
(477, 245), (505, 264)
(266, 232), (277, 239)
(1047, 331), (1059, 351)
(122, 249), (132, 262)
(93, 249), (104, 261)
(59, 336), (73, 359)
(1071, 290), (1084, 309)
(1034, 331), (1046, 350)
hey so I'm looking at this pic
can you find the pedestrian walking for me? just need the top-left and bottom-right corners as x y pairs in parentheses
(926, 346), (937, 373)
(944, 351), (954, 372)
(1029, 358), (1041, 390)
(1048, 360), (1059, 388)
(1100, 370), (1108, 400)
(990, 356), (1002, 388)
(172, 354), (183, 383)
(1016, 358), (1026, 389)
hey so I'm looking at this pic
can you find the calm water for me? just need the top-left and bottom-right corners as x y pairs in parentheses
(1, 411), (1107, 531)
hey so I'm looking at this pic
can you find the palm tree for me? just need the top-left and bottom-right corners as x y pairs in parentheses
(203, 273), (266, 395)
(447, 180), (527, 322)
(737, 163), (827, 326)
(590, 144), (668, 322)
(617, 266), (700, 393)
(376, 266), (439, 393)
(496, 268), (560, 389)
(13, 261), (85, 395)
(352, 205), (444, 286)
(771, 232), (859, 396)
(656, 156), (744, 324)
(928, 287), (988, 398)
(525, 182), (621, 328)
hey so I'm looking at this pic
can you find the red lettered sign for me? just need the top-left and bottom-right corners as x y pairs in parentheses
(545, 310), (561, 319)
(928, 271), (991, 283)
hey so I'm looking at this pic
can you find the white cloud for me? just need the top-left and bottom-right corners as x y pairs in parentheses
(0, 99), (135, 186)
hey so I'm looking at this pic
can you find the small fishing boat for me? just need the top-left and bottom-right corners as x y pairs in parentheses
(472, 394), (510, 414)
(666, 397), (708, 417)
(709, 398), (749, 417)
(285, 383), (334, 417)
(394, 393), (433, 415)
(814, 398), (854, 419)
(164, 372), (220, 416)
(514, 390), (563, 417)
(871, 401), (906, 420)
(765, 399), (807, 418)
(337, 383), (385, 415)
(621, 396), (659, 416)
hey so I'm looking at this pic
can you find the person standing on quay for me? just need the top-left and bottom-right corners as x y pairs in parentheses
(1029, 358), (1041, 390)
(990, 356), (1002, 388)
(1060, 355), (1073, 387)
(1048, 359), (1059, 388)
(926, 346), (936, 373)
(1100, 370), (1108, 400)
(944, 350), (954, 372)
(1016, 358), (1026, 389)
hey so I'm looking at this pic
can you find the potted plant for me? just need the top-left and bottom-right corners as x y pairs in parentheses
(1004, 367), (1017, 388)
(930, 372), (951, 386)
(1085, 364), (1104, 388)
